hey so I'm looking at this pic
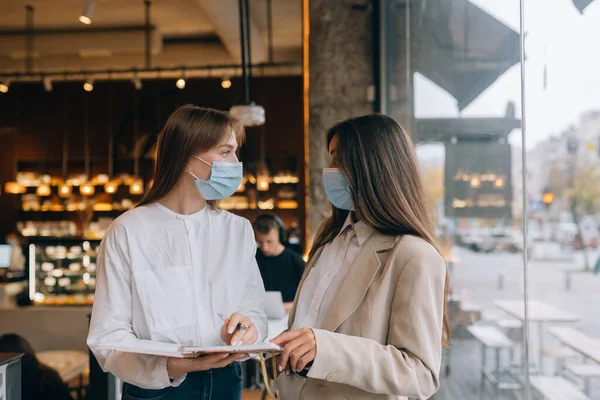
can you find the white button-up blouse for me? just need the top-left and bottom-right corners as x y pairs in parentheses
(87, 203), (267, 389)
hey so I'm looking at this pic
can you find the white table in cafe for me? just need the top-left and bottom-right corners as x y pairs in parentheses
(547, 326), (600, 365)
(493, 299), (579, 373)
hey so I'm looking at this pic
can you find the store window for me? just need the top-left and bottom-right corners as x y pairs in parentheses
(382, 0), (600, 398)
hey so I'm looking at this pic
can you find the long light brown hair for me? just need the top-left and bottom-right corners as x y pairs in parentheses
(138, 105), (245, 209)
(310, 113), (451, 347)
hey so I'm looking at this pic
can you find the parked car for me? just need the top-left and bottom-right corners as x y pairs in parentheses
(459, 229), (496, 253)
(458, 228), (531, 254)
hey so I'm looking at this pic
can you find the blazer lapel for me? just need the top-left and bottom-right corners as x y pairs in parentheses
(321, 233), (398, 332)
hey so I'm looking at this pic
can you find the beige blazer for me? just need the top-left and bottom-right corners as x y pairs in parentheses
(279, 233), (446, 400)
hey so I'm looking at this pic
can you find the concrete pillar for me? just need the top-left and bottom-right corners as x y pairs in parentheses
(307, 0), (374, 240)
(384, 0), (414, 137)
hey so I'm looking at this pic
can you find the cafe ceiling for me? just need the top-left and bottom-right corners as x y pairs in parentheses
(0, 0), (302, 73)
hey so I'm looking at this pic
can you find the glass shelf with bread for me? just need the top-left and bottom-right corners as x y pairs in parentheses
(28, 237), (102, 306)
(10, 171), (145, 214)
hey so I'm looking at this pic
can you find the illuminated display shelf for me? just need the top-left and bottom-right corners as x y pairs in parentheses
(28, 237), (101, 307)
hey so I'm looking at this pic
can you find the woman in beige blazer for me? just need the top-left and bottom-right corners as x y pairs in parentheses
(271, 114), (450, 400)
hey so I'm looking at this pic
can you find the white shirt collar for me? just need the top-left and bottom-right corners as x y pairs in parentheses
(337, 212), (375, 246)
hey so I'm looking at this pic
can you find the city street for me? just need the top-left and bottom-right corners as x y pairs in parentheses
(437, 247), (600, 399)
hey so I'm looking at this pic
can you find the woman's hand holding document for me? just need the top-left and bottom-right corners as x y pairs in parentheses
(94, 338), (282, 377)
(167, 352), (245, 377)
(93, 312), (282, 376)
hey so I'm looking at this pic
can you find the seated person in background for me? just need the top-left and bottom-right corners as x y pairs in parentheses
(285, 225), (304, 256)
(0, 333), (72, 400)
(5, 231), (27, 273)
(254, 214), (305, 312)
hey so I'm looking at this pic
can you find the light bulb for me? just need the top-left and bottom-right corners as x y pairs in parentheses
(221, 78), (232, 89)
(104, 181), (119, 194)
(83, 81), (94, 92)
(79, 0), (95, 25)
(257, 177), (270, 192)
(43, 77), (53, 92)
(176, 78), (186, 89)
(133, 76), (142, 90)
(80, 182), (95, 196)
(36, 184), (51, 197)
(58, 184), (72, 198)
(129, 179), (144, 195)
(95, 174), (109, 184)
(4, 182), (26, 194)
(0, 82), (9, 93)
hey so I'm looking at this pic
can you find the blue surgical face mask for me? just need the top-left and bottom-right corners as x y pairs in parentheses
(322, 168), (354, 211)
(189, 156), (243, 200)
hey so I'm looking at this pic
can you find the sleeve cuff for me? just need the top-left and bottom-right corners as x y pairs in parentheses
(250, 315), (268, 343)
(306, 329), (339, 382)
(158, 357), (186, 387)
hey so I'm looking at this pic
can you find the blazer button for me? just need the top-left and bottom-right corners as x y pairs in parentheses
(326, 372), (339, 382)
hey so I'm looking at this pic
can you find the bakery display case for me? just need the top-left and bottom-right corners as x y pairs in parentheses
(28, 237), (101, 306)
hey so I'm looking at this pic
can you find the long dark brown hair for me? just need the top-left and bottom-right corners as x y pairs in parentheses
(0, 333), (70, 397)
(138, 105), (245, 209)
(310, 113), (451, 347)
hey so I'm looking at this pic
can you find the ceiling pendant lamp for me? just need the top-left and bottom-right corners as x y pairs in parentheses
(256, 160), (270, 192)
(80, 182), (95, 196)
(36, 183), (51, 197)
(79, 0), (96, 25)
(58, 184), (72, 198)
(4, 182), (26, 194)
(104, 80), (120, 196)
(0, 80), (11, 93)
(229, 0), (265, 127)
(58, 95), (72, 199)
(129, 178), (144, 195)
(81, 90), (94, 198)
(83, 79), (94, 92)
(104, 180), (119, 194)
(129, 90), (144, 195)
(221, 76), (232, 89)
(176, 70), (186, 89)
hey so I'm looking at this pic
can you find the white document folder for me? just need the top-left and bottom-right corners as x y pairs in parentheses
(94, 339), (282, 358)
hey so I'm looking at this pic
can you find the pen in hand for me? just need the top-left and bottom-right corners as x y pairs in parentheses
(218, 313), (247, 333)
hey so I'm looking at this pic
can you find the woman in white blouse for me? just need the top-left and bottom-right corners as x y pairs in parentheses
(272, 114), (450, 400)
(87, 105), (267, 400)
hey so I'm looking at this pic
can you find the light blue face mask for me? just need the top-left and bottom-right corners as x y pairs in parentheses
(322, 168), (354, 211)
(189, 156), (243, 200)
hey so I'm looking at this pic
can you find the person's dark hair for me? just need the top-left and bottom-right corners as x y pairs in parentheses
(5, 231), (26, 246)
(254, 214), (286, 243)
(309, 113), (451, 347)
(0, 333), (71, 400)
(138, 105), (245, 210)
(287, 226), (301, 238)
(0, 333), (38, 369)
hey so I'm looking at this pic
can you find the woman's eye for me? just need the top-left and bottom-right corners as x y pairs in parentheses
(222, 151), (230, 157)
